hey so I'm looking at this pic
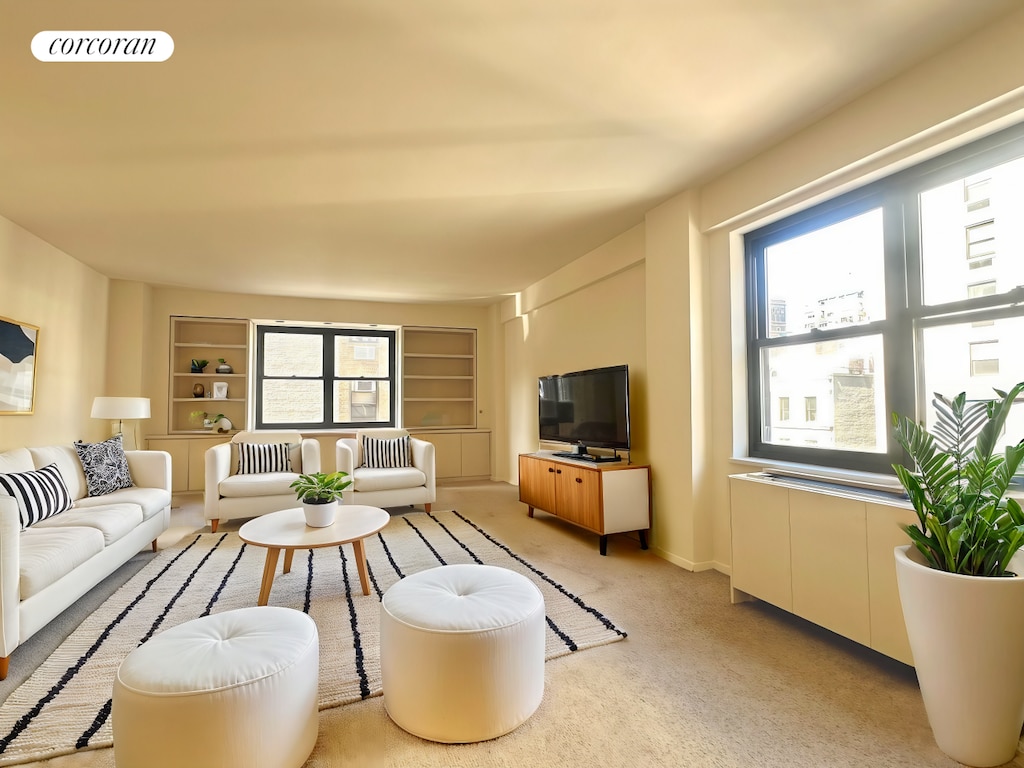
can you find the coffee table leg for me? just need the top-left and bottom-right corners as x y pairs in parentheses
(352, 538), (371, 596)
(258, 548), (281, 606)
(283, 548), (295, 574)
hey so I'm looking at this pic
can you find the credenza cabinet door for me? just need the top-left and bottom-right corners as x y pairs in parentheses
(519, 455), (558, 513)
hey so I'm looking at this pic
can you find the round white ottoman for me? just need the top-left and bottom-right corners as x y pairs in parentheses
(112, 606), (319, 768)
(381, 563), (545, 743)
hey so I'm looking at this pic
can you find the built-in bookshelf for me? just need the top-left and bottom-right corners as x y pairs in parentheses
(168, 316), (249, 434)
(401, 326), (477, 430)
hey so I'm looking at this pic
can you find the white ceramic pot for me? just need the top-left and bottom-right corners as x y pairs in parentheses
(302, 501), (337, 528)
(895, 544), (1024, 767)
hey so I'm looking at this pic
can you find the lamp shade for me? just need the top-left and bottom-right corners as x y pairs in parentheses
(91, 397), (151, 420)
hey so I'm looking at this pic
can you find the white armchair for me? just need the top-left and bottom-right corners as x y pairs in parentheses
(204, 431), (320, 532)
(336, 429), (435, 511)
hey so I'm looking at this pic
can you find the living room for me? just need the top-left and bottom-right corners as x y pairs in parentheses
(3, 2), (1024, 766)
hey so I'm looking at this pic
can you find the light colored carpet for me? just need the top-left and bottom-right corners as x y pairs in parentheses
(1, 481), (1022, 768)
(0, 509), (623, 765)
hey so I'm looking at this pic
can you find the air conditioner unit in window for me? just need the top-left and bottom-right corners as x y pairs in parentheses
(352, 380), (376, 392)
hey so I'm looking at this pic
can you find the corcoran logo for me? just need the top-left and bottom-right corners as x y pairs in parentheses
(31, 31), (174, 62)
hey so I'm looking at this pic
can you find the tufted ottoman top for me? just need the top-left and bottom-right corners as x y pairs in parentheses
(116, 606), (318, 695)
(383, 564), (543, 633)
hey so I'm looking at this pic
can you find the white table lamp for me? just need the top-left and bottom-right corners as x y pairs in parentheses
(91, 397), (151, 448)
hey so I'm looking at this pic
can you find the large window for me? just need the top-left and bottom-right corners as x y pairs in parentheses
(745, 123), (1024, 473)
(255, 325), (396, 430)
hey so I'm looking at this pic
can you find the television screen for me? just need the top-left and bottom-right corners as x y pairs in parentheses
(538, 365), (630, 450)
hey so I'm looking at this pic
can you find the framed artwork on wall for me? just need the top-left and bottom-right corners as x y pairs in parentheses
(211, 381), (228, 399)
(0, 316), (39, 414)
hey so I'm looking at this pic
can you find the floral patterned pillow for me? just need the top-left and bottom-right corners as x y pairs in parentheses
(74, 434), (134, 496)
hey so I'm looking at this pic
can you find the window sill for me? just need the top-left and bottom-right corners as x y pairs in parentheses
(730, 456), (904, 494)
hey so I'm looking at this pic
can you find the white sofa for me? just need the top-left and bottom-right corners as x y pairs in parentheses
(0, 443), (172, 680)
(336, 429), (435, 511)
(204, 431), (321, 532)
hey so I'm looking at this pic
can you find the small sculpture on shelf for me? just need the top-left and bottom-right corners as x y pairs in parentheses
(192, 383), (205, 398)
(191, 359), (209, 373)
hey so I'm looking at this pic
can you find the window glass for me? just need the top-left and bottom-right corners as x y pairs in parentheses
(759, 335), (886, 453)
(920, 156), (1024, 306)
(261, 380), (323, 424)
(334, 381), (392, 423)
(263, 333), (322, 377)
(764, 209), (886, 339)
(335, 336), (390, 377)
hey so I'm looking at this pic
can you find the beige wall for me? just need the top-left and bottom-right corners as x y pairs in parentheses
(0, 216), (110, 451)
(105, 284), (500, 474)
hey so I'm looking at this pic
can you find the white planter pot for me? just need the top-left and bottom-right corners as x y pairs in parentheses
(302, 501), (337, 528)
(895, 544), (1024, 767)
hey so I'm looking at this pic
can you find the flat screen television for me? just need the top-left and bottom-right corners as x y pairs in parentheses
(538, 364), (630, 454)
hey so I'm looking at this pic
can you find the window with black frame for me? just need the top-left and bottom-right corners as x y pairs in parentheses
(745, 123), (1024, 474)
(254, 325), (397, 430)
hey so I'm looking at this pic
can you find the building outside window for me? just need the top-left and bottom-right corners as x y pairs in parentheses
(779, 396), (790, 421)
(745, 123), (1024, 472)
(254, 325), (396, 429)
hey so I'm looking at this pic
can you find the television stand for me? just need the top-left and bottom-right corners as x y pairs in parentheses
(518, 452), (651, 556)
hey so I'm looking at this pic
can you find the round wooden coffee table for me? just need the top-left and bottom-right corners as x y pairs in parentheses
(238, 505), (391, 605)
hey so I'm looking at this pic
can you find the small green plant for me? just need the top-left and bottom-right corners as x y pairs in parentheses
(290, 471), (352, 505)
(217, 358), (226, 364)
(892, 382), (1024, 576)
(191, 358), (209, 371)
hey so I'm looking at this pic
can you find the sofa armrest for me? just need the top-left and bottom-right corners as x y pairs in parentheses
(0, 496), (21, 659)
(300, 439), (321, 474)
(204, 442), (233, 521)
(125, 450), (172, 493)
(410, 437), (436, 501)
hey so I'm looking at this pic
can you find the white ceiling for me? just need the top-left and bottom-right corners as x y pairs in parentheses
(1, 0), (1019, 304)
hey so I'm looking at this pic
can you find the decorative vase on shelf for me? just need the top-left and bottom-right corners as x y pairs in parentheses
(192, 383), (205, 398)
(302, 501), (337, 528)
(216, 359), (233, 374)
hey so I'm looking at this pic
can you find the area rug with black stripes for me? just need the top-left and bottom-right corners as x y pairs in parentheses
(0, 509), (626, 765)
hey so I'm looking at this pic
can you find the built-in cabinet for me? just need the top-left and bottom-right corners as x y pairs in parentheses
(518, 452), (651, 555)
(401, 326), (476, 430)
(410, 430), (490, 479)
(729, 473), (917, 665)
(169, 316), (249, 434)
(148, 435), (231, 493)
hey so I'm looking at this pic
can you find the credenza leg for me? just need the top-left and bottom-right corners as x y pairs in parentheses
(527, 506), (534, 518)
(600, 535), (608, 556)
(638, 530), (648, 550)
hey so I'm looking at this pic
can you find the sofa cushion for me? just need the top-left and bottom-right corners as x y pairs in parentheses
(74, 435), (134, 497)
(0, 463), (74, 529)
(27, 445), (88, 500)
(237, 443), (292, 475)
(20, 525), (105, 600)
(352, 466), (426, 493)
(219, 472), (300, 499)
(34, 502), (144, 545)
(362, 435), (411, 469)
(0, 447), (34, 474)
(75, 486), (171, 520)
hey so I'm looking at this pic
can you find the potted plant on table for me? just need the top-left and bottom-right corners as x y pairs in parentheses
(891, 382), (1024, 768)
(290, 471), (352, 528)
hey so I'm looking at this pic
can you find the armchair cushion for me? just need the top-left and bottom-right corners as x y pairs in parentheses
(0, 463), (74, 529)
(352, 466), (426, 493)
(237, 443), (292, 475)
(219, 472), (300, 498)
(362, 435), (411, 469)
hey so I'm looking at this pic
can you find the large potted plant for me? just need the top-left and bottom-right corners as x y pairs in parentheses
(892, 382), (1024, 767)
(289, 471), (352, 528)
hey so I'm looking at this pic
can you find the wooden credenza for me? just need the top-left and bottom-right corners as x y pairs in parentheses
(518, 452), (651, 555)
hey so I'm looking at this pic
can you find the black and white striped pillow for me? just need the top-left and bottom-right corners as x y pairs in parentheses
(237, 443), (292, 474)
(0, 463), (73, 529)
(362, 435), (412, 468)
